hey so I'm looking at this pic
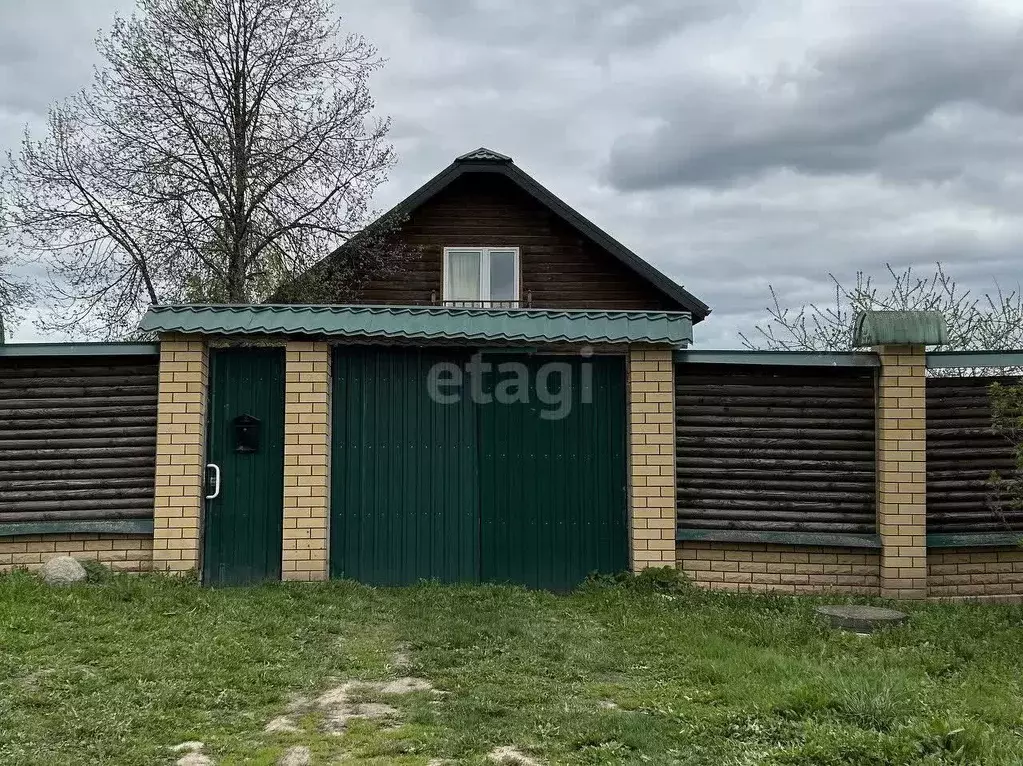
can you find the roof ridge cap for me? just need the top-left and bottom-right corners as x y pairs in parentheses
(455, 147), (512, 163)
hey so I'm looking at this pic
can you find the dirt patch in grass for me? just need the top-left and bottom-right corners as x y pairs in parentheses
(378, 676), (436, 695)
(171, 742), (213, 766)
(391, 645), (412, 672)
(174, 755), (213, 766)
(488, 745), (544, 765)
(317, 677), (439, 733)
(263, 676), (441, 735)
(170, 741), (205, 753)
(278, 745), (310, 765)
(264, 716), (300, 734)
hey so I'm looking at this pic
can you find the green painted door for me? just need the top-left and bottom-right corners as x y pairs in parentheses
(203, 348), (285, 586)
(478, 355), (629, 589)
(330, 347), (479, 585)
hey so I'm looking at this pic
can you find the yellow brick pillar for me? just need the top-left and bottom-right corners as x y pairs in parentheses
(152, 335), (209, 574)
(876, 344), (928, 599)
(282, 341), (331, 581)
(628, 347), (677, 570)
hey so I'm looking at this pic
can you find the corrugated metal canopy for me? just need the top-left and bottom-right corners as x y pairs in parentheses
(139, 304), (693, 346)
(0, 343), (159, 358)
(852, 310), (948, 347)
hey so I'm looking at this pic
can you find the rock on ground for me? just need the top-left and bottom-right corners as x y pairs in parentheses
(39, 556), (86, 586)
(278, 745), (311, 766)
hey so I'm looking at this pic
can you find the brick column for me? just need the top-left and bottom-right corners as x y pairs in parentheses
(152, 335), (209, 574)
(282, 341), (331, 581)
(876, 344), (928, 599)
(628, 347), (676, 570)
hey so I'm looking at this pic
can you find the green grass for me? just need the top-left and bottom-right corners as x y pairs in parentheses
(2, 570), (1023, 765)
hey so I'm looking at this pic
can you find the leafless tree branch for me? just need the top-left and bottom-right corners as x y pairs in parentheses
(740, 263), (1023, 355)
(0, 0), (401, 339)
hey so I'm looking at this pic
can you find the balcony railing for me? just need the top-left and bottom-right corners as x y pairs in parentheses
(431, 292), (532, 309)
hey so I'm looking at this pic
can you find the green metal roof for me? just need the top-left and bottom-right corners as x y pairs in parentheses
(0, 342), (159, 358)
(139, 305), (693, 346)
(926, 350), (1023, 369)
(675, 350), (879, 368)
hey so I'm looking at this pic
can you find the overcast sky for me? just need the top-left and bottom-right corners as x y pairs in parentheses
(3, 0), (1023, 346)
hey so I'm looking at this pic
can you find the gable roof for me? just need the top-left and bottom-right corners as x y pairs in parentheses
(318, 147), (711, 322)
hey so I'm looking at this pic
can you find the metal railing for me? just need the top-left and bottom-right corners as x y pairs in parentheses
(430, 291), (533, 309)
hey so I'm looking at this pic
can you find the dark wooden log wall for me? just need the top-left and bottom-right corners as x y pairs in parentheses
(0, 356), (159, 524)
(676, 364), (877, 534)
(926, 376), (1023, 533)
(353, 173), (679, 310)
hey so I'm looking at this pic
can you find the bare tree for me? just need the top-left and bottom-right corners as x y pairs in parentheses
(0, 0), (398, 339)
(0, 246), (32, 342)
(740, 264), (1023, 352)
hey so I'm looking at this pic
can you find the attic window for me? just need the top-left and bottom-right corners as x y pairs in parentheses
(443, 247), (520, 307)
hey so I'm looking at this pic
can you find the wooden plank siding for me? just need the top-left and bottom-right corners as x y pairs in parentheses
(926, 376), (1023, 534)
(675, 364), (877, 534)
(0, 356), (159, 524)
(354, 173), (678, 311)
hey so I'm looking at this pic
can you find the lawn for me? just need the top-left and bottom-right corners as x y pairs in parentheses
(1, 570), (1022, 765)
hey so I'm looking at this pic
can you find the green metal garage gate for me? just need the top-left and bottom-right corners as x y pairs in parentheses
(329, 346), (627, 589)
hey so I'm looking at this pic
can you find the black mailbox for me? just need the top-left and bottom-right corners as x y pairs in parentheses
(233, 414), (261, 453)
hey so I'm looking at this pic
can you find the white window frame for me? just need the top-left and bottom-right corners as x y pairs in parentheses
(442, 247), (520, 304)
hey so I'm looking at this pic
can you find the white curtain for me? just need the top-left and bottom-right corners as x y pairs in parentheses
(446, 250), (481, 303)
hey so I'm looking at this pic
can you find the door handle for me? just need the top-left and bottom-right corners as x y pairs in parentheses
(206, 463), (221, 500)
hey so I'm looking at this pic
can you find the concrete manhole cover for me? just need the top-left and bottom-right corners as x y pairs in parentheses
(816, 605), (908, 633)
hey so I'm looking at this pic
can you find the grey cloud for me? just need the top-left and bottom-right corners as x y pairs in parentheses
(607, 3), (1023, 189)
(412, 0), (745, 53)
(586, 161), (1023, 346)
(0, 34), (37, 68)
(0, 0), (133, 115)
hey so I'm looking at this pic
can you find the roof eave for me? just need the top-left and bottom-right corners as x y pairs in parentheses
(495, 163), (712, 322)
(139, 305), (694, 347)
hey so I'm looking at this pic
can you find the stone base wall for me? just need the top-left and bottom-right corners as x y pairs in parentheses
(928, 547), (1023, 599)
(2, 536), (1018, 600)
(0, 534), (154, 573)
(677, 542), (880, 595)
